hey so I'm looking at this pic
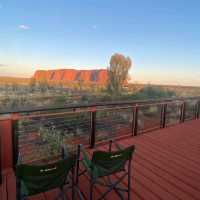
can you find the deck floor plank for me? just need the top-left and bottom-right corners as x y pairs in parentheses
(1, 119), (200, 200)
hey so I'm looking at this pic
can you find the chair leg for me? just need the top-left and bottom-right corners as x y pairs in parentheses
(127, 162), (132, 200)
(20, 196), (27, 200)
(108, 176), (125, 200)
(74, 185), (85, 200)
(71, 168), (75, 200)
(76, 145), (81, 186)
(96, 173), (127, 200)
(54, 190), (67, 200)
(90, 180), (94, 200)
(127, 177), (131, 200)
(16, 179), (23, 200)
(62, 192), (67, 200)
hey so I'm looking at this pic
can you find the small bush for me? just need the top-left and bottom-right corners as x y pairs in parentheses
(130, 85), (176, 100)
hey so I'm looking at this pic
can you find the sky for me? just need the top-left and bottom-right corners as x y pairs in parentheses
(0, 0), (200, 86)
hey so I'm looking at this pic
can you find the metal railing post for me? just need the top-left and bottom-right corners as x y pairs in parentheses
(180, 101), (186, 123)
(195, 101), (200, 119)
(131, 106), (135, 136)
(90, 107), (96, 148)
(133, 105), (138, 136)
(160, 104), (167, 128)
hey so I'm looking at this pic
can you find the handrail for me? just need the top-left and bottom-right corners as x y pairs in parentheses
(0, 96), (200, 115)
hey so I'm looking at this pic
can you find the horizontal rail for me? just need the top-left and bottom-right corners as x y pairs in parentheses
(7, 101), (185, 121)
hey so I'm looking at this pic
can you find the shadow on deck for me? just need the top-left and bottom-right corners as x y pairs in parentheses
(1, 119), (200, 200)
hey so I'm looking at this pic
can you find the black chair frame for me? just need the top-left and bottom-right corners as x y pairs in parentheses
(76, 140), (135, 200)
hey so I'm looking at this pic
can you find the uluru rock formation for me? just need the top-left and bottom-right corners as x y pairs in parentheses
(34, 69), (108, 85)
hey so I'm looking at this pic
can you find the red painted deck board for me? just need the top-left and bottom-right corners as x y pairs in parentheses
(1, 119), (200, 200)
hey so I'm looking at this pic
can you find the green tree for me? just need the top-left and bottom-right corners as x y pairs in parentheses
(107, 53), (132, 95)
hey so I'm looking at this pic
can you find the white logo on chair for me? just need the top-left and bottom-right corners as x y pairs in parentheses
(110, 154), (122, 159)
(40, 167), (57, 173)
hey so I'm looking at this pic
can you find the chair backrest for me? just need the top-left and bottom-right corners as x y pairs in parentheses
(16, 155), (76, 196)
(92, 145), (135, 174)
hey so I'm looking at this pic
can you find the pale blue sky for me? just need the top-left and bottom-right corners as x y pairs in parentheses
(0, 0), (200, 85)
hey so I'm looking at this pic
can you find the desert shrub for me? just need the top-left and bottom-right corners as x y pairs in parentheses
(80, 94), (92, 103)
(130, 85), (176, 100)
(38, 126), (64, 156)
(53, 95), (68, 106)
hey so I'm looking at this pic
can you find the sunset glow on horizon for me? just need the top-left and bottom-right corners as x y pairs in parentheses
(1, 0), (200, 86)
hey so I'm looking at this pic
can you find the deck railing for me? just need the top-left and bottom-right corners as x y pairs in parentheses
(0, 96), (200, 184)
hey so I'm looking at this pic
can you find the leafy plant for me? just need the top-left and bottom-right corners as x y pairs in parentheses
(38, 126), (64, 157)
(38, 125), (75, 159)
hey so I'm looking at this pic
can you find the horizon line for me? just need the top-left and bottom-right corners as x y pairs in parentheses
(0, 75), (200, 88)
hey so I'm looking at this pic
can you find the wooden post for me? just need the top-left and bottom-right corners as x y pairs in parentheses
(0, 116), (14, 171)
(0, 113), (20, 182)
(90, 107), (96, 148)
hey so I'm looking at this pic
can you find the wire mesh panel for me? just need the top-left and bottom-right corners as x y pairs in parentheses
(15, 111), (91, 165)
(96, 107), (133, 142)
(184, 100), (198, 120)
(9, 97), (200, 166)
(137, 104), (162, 133)
(165, 101), (182, 126)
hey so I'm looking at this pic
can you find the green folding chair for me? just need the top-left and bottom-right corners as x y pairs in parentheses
(16, 155), (76, 200)
(76, 140), (135, 200)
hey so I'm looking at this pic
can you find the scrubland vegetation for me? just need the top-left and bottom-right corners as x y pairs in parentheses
(0, 53), (199, 113)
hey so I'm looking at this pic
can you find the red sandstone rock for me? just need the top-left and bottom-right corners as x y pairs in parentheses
(98, 69), (108, 85)
(34, 70), (47, 81)
(62, 69), (77, 81)
(33, 68), (108, 85)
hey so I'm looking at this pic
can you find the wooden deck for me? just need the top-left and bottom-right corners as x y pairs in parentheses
(1, 119), (200, 200)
